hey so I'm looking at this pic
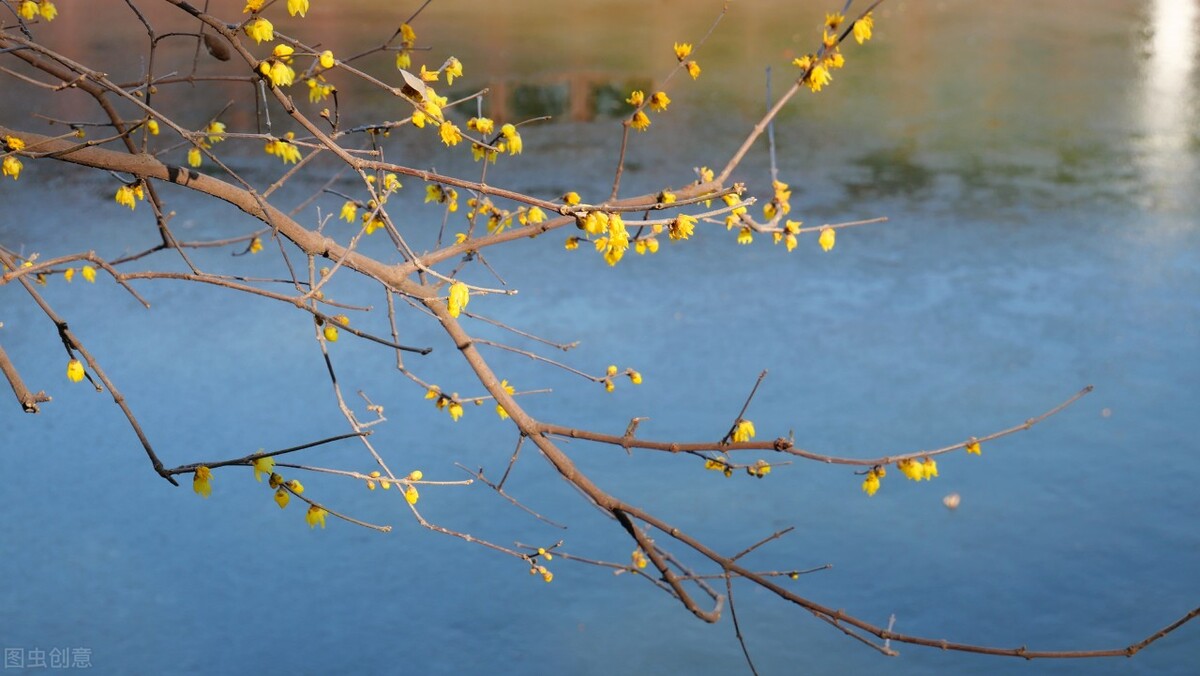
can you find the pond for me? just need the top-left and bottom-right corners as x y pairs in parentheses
(1, 1), (1198, 674)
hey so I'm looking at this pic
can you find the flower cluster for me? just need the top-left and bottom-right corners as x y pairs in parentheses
(2, 135), (24, 181)
(114, 183), (145, 210)
(258, 44), (296, 88)
(674, 42), (700, 79)
(395, 23), (417, 70)
(425, 386), (465, 422)
(862, 457), (938, 496)
(576, 211), (630, 266)
(792, 11), (873, 93)
(529, 548), (554, 582)
(17, 1), (56, 21)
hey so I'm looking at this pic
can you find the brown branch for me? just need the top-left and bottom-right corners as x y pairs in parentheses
(0, 342), (51, 413)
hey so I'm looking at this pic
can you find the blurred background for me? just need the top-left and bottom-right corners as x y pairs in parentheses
(1, 1), (1198, 673)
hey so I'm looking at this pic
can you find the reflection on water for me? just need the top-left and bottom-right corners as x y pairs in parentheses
(1140, 0), (1198, 212)
(2, 2), (1199, 675)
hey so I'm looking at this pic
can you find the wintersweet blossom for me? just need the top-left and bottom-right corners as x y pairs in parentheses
(447, 281), (469, 317)
(305, 505), (327, 528)
(818, 227), (836, 251)
(732, 419), (756, 443)
(193, 466), (213, 498)
(253, 455), (275, 482)
(245, 17), (274, 44)
(66, 359), (84, 383)
(854, 13), (874, 44)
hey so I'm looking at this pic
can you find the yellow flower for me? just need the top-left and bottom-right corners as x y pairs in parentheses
(319, 50), (335, 69)
(564, 236), (580, 251)
(115, 185), (138, 210)
(64, 268), (75, 283)
(632, 549), (649, 569)
(339, 201), (357, 223)
(274, 488), (289, 508)
(146, 119), (159, 136)
(405, 485), (419, 505)
(674, 42), (692, 61)
(853, 13), (874, 44)
(922, 457), (939, 480)
(500, 123), (522, 155)
(669, 214), (696, 241)
(287, 0), (308, 17)
(630, 110), (651, 131)
(626, 90), (645, 107)
(3, 135), (24, 152)
(806, 63), (832, 92)
(448, 401), (464, 421)
(400, 23), (416, 45)
(383, 173), (402, 192)
(363, 216), (385, 234)
(897, 458), (924, 481)
(736, 227), (753, 245)
(408, 470), (423, 481)
(323, 324), (338, 342)
(747, 460), (772, 478)
(467, 117), (494, 135)
(193, 466), (213, 498)
(264, 135), (301, 164)
(243, 0), (265, 11)
(822, 29), (839, 51)
(187, 147), (202, 168)
(818, 227), (836, 251)
(825, 51), (846, 69)
(18, 1), (36, 20)
(269, 473), (283, 488)
(825, 12), (845, 30)
(862, 469), (881, 496)
(253, 455), (275, 482)
(685, 61), (701, 79)
(447, 281), (469, 317)
(39, 0), (56, 19)
(966, 440), (982, 455)
(583, 210), (609, 235)
(732, 419), (756, 443)
(629, 370), (643, 385)
(523, 206), (546, 225)
(439, 121), (463, 146)
(287, 479), (304, 494)
(81, 265), (96, 283)
(305, 505), (327, 528)
(649, 91), (670, 112)
(249, 236), (263, 254)
(563, 191), (581, 206)
(206, 121), (226, 144)
(604, 379), (614, 393)
(2, 156), (21, 181)
(445, 57), (463, 85)
(66, 359), (84, 382)
(245, 17), (274, 44)
(496, 379), (515, 419)
(260, 59), (295, 88)
(396, 51), (412, 70)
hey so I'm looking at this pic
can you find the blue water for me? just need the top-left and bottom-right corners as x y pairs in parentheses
(2, 1), (1198, 674)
